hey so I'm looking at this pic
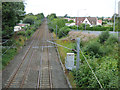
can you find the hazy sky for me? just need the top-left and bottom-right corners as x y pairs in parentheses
(25, 0), (120, 17)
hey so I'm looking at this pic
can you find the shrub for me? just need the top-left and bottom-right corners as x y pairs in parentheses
(84, 41), (101, 57)
(48, 26), (54, 32)
(17, 31), (26, 36)
(99, 31), (110, 43)
(58, 26), (70, 38)
(26, 30), (32, 36)
(99, 45), (112, 56)
(106, 35), (118, 45)
(23, 16), (36, 25)
(69, 25), (77, 29)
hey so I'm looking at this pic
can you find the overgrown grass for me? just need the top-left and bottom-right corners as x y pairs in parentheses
(2, 48), (17, 69)
(2, 23), (41, 69)
(53, 31), (119, 88)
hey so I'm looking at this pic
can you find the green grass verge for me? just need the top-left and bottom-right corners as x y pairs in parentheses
(2, 48), (17, 69)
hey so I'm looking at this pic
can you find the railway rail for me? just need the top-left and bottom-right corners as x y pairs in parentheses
(4, 26), (41, 89)
(3, 20), (68, 89)
(37, 23), (53, 89)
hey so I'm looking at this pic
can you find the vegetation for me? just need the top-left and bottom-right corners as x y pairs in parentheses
(2, 3), (44, 69)
(2, 2), (25, 39)
(69, 24), (113, 31)
(47, 14), (70, 38)
(58, 26), (70, 38)
(54, 29), (118, 88)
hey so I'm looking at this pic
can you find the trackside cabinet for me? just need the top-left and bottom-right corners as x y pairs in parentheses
(65, 53), (75, 70)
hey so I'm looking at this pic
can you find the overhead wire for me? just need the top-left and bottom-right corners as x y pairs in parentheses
(47, 39), (103, 88)
(77, 43), (103, 88)
(2, 42), (16, 56)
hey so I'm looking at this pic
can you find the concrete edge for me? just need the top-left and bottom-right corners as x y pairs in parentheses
(55, 45), (72, 88)
(50, 33), (72, 88)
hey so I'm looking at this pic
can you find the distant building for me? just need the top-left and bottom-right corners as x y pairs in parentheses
(75, 17), (102, 27)
(118, 1), (120, 17)
(14, 26), (21, 32)
(103, 18), (112, 21)
(97, 20), (102, 25)
(17, 23), (30, 28)
(63, 18), (75, 22)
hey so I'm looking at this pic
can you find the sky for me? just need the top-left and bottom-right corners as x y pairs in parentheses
(24, 0), (120, 17)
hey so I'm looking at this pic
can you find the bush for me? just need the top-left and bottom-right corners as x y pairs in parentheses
(84, 41), (101, 57)
(23, 16), (36, 25)
(17, 31), (26, 36)
(69, 25), (77, 29)
(106, 35), (118, 45)
(26, 30), (32, 36)
(99, 31), (110, 43)
(58, 26), (70, 38)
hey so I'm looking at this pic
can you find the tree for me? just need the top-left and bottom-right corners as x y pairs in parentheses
(23, 16), (36, 25)
(2, 2), (25, 39)
(47, 13), (57, 20)
(36, 13), (44, 20)
(64, 14), (68, 18)
(68, 20), (74, 23)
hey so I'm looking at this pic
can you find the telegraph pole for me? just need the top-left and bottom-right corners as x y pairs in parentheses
(76, 38), (80, 70)
(77, 10), (79, 31)
(113, 0), (116, 32)
(56, 25), (57, 37)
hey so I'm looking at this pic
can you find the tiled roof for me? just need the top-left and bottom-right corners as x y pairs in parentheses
(76, 17), (97, 25)
(98, 20), (102, 24)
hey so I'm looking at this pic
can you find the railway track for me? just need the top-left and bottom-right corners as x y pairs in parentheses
(4, 24), (43, 89)
(37, 21), (52, 89)
(3, 20), (69, 89)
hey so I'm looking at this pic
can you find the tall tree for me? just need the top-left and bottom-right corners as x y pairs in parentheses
(2, 2), (25, 39)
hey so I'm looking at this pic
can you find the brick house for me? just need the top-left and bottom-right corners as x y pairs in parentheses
(75, 17), (102, 26)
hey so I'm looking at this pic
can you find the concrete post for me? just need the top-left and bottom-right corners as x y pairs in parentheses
(56, 25), (57, 37)
(76, 38), (80, 70)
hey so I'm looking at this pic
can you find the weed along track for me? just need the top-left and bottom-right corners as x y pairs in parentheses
(3, 20), (69, 89)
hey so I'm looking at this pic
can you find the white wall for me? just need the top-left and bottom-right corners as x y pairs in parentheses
(83, 18), (91, 26)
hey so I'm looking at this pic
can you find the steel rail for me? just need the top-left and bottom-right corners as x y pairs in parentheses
(20, 24), (43, 88)
(5, 28), (41, 89)
(47, 27), (52, 89)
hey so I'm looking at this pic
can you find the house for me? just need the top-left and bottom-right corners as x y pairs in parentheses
(14, 26), (21, 32)
(75, 17), (102, 26)
(64, 18), (75, 22)
(97, 20), (102, 25)
(103, 18), (112, 21)
(17, 23), (30, 28)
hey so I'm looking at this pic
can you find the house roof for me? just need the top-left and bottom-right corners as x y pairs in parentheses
(17, 24), (26, 27)
(17, 23), (30, 27)
(76, 17), (97, 25)
(87, 17), (97, 25)
(98, 20), (102, 24)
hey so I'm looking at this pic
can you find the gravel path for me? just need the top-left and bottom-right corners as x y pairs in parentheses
(2, 20), (69, 89)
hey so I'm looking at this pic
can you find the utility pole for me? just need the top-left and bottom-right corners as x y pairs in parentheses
(77, 17), (78, 31)
(76, 38), (80, 70)
(56, 25), (57, 37)
(77, 10), (79, 31)
(113, 0), (116, 32)
(85, 22), (86, 31)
